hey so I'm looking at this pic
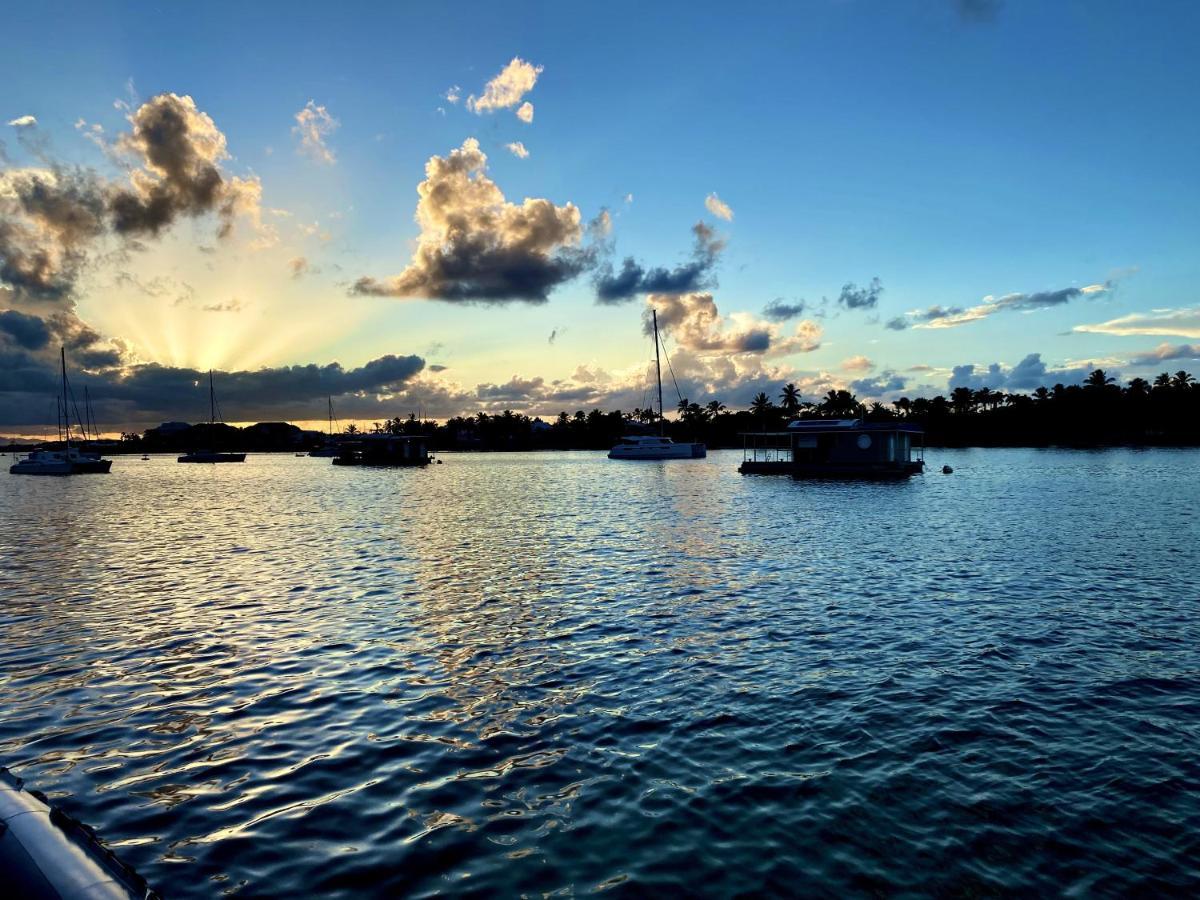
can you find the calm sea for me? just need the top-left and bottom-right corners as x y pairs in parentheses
(2, 448), (1198, 896)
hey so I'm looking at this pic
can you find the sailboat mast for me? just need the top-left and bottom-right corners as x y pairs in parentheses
(328, 395), (333, 436)
(209, 370), (216, 425)
(653, 309), (664, 436)
(61, 346), (70, 451)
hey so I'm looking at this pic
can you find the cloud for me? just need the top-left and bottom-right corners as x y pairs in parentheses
(841, 355), (874, 374)
(948, 352), (1098, 392)
(899, 282), (1111, 330)
(594, 221), (724, 304)
(0, 308), (52, 349)
(837, 278), (883, 310)
(7, 115), (37, 128)
(548, 328), (557, 345)
(351, 138), (591, 303)
(1128, 342), (1200, 365)
(108, 92), (263, 240)
(505, 141), (529, 159)
(704, 193), (733, 221)
(850, 370), (906, 397)
(1073, 306), (1200, 339)
(647, 292), (821, 357)
(444, 86), (461, 104)
(516, 102), (534, 124)
(468, 58), (543, 119)
(762, 298), (807, 321)
(288, 256), (309, 278)
(292, 100), (338, 164)
(201, 297), (245, 313)
(0, 342), (428, 426)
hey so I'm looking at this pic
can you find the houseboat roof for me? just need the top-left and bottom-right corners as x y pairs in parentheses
(741, 419), (924, 436)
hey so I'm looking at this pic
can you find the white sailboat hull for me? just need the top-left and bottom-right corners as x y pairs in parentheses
(608, 440), (706, 460)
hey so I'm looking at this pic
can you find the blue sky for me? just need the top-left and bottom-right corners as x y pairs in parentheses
(2, 0), (1199, 428)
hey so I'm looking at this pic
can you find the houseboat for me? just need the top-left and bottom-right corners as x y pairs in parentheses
(739, 419), (925, 478)
(332, 434), (432, 467)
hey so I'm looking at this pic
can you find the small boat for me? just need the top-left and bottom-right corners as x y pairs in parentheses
(608, 309), (706, 461)
(0, 766), (159, 899)
(9, 348), (113, 476)
(177, 371), (247, 464)
(740, 418), (925, 478)
(332, 434), (432, 467)
(308, 396), (343, 456)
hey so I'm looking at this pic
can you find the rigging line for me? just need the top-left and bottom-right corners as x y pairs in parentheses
(65, 372), (86, 443)
(658, 332), (686, 407)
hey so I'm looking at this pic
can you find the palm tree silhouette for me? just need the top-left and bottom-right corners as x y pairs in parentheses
(779, 383), (801, 417)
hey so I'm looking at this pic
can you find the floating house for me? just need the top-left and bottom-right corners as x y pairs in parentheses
(739, 419), (925, 478)
(332, 434), (432, 467)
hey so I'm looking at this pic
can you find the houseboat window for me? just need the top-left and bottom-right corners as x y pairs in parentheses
(856, 434), (872, 449)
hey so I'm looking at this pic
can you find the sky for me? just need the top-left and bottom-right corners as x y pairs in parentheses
(2, 0), (1199, 434)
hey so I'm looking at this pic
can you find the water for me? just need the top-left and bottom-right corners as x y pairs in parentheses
(1, 448), (1198, 896)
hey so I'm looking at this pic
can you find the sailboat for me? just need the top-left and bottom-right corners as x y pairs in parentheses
(308, 396), (342, 457)
(178, 371), (246, 463)
(608, 309), (706, 460)
(9, 348), (113, 475)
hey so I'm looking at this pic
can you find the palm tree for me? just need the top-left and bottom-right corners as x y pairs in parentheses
(950, 387), (975, 415)
(819, 389), (861, 418)
(1126, 377), (1150, 397)
(1172, 370), (1195, 390)
(677, 397), (690, 418)
(1085, 369), (1115, 391)
(1153, 372), (1172, 391)
(705, 400), (726, 419)
(1032, 386), (1050, 404)
(779, 383), (801, 417)
(892, 397), (911, 418)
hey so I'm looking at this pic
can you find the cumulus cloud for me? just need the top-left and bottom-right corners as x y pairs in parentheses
(850, 370), (906, 397)
(516, 102), (534, 124)
(106, 93), (262, 240)
(647, 292), (821, 357)
(762, 298), (806, 321)
(948, 352), (1099, 392)
(705, 193), (733, 221)
(468, 58), (542, 119)
(1073, 306), (1200, 339)
(288, 255), (309, 278)
(350, 138), (590, 303)
(7, 115), (37, 128)
(505, 141), (529, 159)
(837, 277), (883, 310)
(594, 221), (724, 304)
(841, 355), (874, 374)
(1128, 342), (1200, 365)
(292, 100), (338, 164)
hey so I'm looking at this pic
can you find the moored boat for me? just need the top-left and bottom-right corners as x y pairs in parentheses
(9, 348), (113, 476)
(739, 418), (925, 478)
(332, 434), (432, 467)
(177, 371), (247, 464)
(608, 309), (706, 461)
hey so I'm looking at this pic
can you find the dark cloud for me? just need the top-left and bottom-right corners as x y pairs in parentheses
(0, 308), (52, 349)
(885, 304), (966, 330)
(837, 277), (883, 310)
(351, 138), (591, 304)
(0, 351), (426, 427)
(948, 353), (1099, 392)
(762, 298), (807, 321)
(108, 93), (259, 238)
(594, 222), (724, 304)
(849, 370), (907, 396)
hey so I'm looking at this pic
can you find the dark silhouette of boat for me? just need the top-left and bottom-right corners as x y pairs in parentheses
(9, 348), (112, 475)
(178, 371), (247, 463)
(332, 434), (431, 467)
(740, 418), (925, 478)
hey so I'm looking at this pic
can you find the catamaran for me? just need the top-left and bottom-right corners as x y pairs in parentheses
(9, 348), (113, 475)
(608, 309), (706, 460)
(178, 371), (246, 463)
